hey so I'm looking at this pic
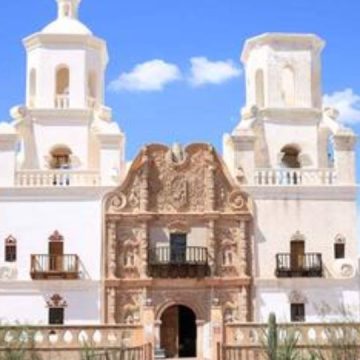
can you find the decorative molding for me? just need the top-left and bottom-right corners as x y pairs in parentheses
(288, 290), (307, 304)
(5, 235), (16, 246)
(291, 231), (306, 242)
(334, 234), (346, 244)
(49, 230), (64, 242)
(46, 293), (68, 308)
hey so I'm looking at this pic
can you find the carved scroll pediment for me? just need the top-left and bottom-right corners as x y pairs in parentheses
(105, 143), (251, 215)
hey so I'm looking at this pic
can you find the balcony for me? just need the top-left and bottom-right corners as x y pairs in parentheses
(15, 170), (101, 187)
(254, 169), (337, 186)
(148, 246), (209, 278)
(275, 253), (323, 278)
(54, 95), (70, 109)
(30, 254), (80, 280)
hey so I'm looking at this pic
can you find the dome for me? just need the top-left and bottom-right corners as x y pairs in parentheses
(42, 17), (92, 35)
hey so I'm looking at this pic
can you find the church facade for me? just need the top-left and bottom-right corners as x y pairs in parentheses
(0, 0), (358, 358)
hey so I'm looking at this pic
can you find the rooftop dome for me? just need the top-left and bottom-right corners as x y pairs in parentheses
(41, 0), (92, 35)
(42, 17), (92, 35)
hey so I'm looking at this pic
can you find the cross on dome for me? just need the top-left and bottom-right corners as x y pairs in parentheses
(57, 0), (81, 19)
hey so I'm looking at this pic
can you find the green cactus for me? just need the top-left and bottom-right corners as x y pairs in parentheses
(266, 313), (278, 360)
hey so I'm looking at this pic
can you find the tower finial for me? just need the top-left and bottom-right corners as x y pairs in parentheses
(56, 0), (81, 19)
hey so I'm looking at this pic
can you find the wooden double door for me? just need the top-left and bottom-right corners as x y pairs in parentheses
(160, 305), (197, 358)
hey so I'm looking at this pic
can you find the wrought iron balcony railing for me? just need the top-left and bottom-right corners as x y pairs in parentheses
(148, 246), (209, 278)
(30, 254), (80, 280)
(275, 253), (323, 278)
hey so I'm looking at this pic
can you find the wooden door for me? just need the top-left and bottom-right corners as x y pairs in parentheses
(290, 241), (305, 270)
(49, 241), (64, 271)
(160, 306), (179, 358)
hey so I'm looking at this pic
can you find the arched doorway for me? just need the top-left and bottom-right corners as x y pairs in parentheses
(160, 305), (197, 358)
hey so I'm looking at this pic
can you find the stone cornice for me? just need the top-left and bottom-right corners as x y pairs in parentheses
(257, 107), (322, 125)
(243, 185), (357, 200)
(23, 33), (108, 65)
(29, 108), (93, 126)
(254, 277), (358, 287)
(0, 186), (115, 201)
(0, 279), (100, 291)
(106, 212), (252, 221)
(241, 32), (325, 63)
(104, 276), (251, 288)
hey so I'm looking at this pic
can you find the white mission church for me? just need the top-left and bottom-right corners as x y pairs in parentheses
(0, 0), (358, 358)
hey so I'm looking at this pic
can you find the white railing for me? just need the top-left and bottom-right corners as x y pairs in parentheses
(15, 170), (101, 187)
(254, 168), (337, 186)
(54, 95), (70, 109)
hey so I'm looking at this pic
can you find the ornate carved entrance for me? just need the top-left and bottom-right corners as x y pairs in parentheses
(160, 305), (196, 358)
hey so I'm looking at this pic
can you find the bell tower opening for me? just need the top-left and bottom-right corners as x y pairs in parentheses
(160, 305), (197, 358)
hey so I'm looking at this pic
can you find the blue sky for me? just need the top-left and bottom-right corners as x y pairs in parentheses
(0, 0), (360, 171)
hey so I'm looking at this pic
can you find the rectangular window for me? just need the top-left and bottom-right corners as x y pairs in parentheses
(334, 243), (345, 259)
(49, 308), (64, 325)
(291, 303), (305, 322)
(5, 245), (16, 262)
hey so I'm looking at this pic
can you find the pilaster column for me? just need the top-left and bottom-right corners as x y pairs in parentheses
(107, 220), (117, 278)
(238, 220), (247, 276)
(196, 320), (205, 360)
(106, 287), (117, 324)
(208, 220), (216, 276)
(239, 286), (249, 322)
(210, 298), (223, 360)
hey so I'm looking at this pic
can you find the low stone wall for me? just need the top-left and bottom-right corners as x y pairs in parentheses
(0, 324), (148, 360)
(221, 322), (360, 359)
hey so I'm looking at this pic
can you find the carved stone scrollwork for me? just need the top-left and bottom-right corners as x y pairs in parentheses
(108, 193), (127, 213)
(168, 175), (188, 210)
(229, 190), (245, 210)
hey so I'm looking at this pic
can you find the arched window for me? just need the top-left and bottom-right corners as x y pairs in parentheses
(29, 69), (37, 106)
(87, 72), (97, 108)
(88, 72), (97, 98)
(56, 66), (70, 95)
(49, 145), (72, 170)
(55, 66), (70, 108)
(255, 69), (265, 108)
(281, 145), (301, 169)
(282, 66), (295, 106)
(5, 235), (16, 263)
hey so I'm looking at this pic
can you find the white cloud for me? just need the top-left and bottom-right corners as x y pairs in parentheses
(323, 88), (360, 124)
(189, 57), (242, 86)
(109, 59), (182, 92)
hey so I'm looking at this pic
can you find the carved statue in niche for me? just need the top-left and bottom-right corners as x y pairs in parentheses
(118, 291), (144, 324)
(216, 223), (241, 277)
(117, 227), (142, 278)
(216, 290), (241, 323)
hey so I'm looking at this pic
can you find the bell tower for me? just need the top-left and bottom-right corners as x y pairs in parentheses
(24, 0), (107, 110)
(10, 0), (125, 185)
(223, 33), (356, 185)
